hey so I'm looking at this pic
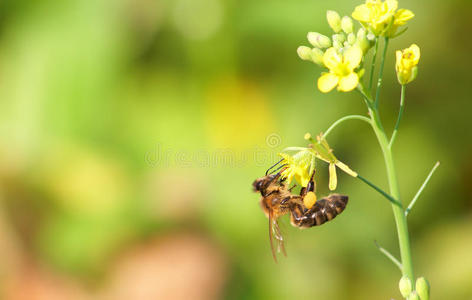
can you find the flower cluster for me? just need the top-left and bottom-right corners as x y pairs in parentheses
(352, 0), (414, 37)
(297, 11), (375, 93)
(297, 0), (418, 93)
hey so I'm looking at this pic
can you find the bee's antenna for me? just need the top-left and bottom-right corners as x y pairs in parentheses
(269, 163), (287, 175)
(265, 159), (284, 175)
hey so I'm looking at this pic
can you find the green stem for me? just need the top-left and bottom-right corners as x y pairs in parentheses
(374, 240), (403, 271)
(389, 85), (406, 148)
(357, 174), (401, 207)
(374, 37), (389, 108)
(322, 115), (371, 139)
(405, 161), (440, 216)
(368, 38), (379, 91)
(369, 105), (414, 280)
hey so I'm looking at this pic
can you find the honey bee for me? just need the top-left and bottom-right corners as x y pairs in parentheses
(253, 161), (348, 261)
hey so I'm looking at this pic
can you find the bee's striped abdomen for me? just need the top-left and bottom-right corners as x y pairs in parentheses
(290, 194), (348, 228)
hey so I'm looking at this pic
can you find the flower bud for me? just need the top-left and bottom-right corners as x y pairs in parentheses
(415, 277), (430, 300)
(304, 133), (312, 140)
(355, 28), (371, 53)
(333, 40), (343, 51)
(396, 66), (418, 85)
(297, 46), (313, 61)
(326, 10), (342, 33)
(396, 44), (420, 85)
(347, 33), (356, 45)
(341, 16), (354, 33)
(399, 276), (412, 298)
(307, 32), (332, 48)
(332, 33), (346, 44)
(311, 48), (324, 66)
(407, 291), (420, 300)
(367, 32), (376, 41)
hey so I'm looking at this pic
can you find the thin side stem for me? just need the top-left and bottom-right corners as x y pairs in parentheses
(368, 38), (379, 91)
(357, 174), (402, 207)
(322, 115), (372, 139)
(406, 161), (440, 216)
(374, 37), (389, 108)
(389, 85), (406, 148)
(374, 240), (403, 271)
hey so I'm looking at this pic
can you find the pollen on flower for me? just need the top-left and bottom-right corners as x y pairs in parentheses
(279, 152), (312, 187)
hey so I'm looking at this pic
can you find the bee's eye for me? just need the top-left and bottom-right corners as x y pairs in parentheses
(253, 180), (263, 191)
(256, 181), (263, 190)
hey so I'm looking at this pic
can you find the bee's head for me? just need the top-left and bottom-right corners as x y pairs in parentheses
(252, 174), (277, 192)
(252, 178), (265, 192)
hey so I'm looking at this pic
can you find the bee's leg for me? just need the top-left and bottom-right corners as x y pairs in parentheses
(280, 195), (302, 206)
(300, 170), (316, 197)
(288, 184), (297, 192)
(289, 201), (314, 228)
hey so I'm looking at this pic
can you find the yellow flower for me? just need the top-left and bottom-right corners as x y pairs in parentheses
(352, 0), (414, 37)
(317, 46), (363, 93)
(306, 133), (358, 191)
(279, 152), (312, 187)
(396, 44), (420, 84)
(387, 8), (415, 37)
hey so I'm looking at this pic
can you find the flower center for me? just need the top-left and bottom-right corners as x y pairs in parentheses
(333, 62), (352, 76)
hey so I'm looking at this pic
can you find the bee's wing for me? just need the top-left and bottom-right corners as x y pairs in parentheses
(273, 218), (287, 257)
(268, 212), (287, 262)
(268, 212), (278, 262)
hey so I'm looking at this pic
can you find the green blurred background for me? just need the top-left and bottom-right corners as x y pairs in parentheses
(0, 0), (471, 299)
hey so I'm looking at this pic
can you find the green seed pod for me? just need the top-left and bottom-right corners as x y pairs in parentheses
(297, 46), (313, 61)
(399, 276), (412, 298)
(415, 277), (430, 300)
(311, 48), (324, 66)
(407, 291), (420, 300)
(332, 33), (346, 44)
(307, 32), (332, 48)
(347, 33), (356, 45)
(341, 16), (354, 34)
(327, 10), (342, 33)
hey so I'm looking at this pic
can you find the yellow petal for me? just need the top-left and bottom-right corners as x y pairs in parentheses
(323, 47), (341, 70)
(338, 73), (359, 92)
(395, 50), (402, 69)
(394, 9), (414, 25)
(344, 45), (363, 70)
(317, 73), (339, 93)
(385, 0), (398, 13)
(329, 163), (337, 191)
(352, 5), (371, 22)
(295, 168), (310, 187)
(409, 44), (420, 63)
(335, 161), (358, 177)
